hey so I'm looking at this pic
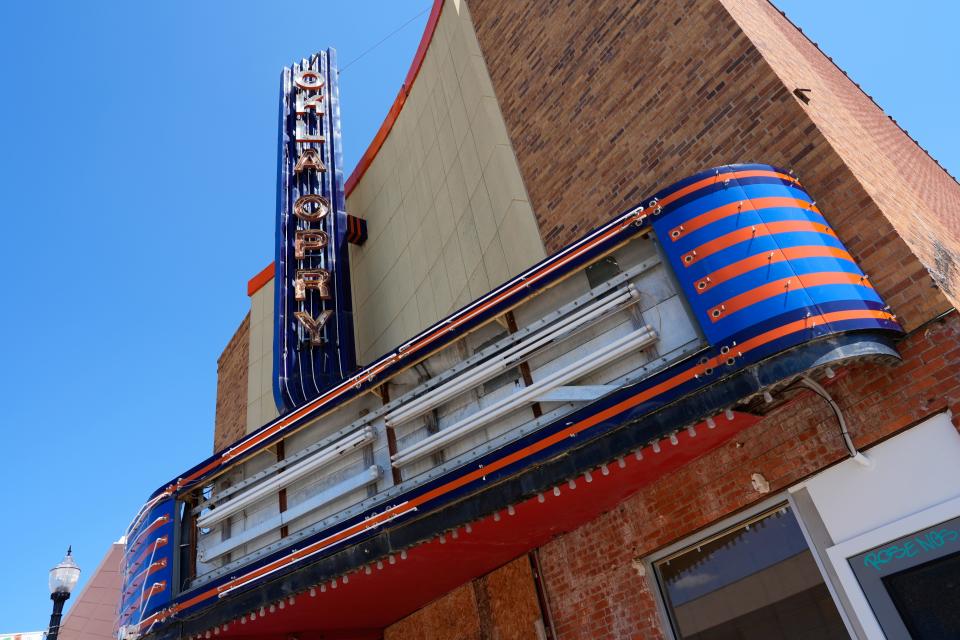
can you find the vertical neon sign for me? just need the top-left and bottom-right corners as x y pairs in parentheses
(274, 50), (356, 413)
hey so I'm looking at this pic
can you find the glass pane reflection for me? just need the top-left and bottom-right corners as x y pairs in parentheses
(655, 506), (847, 639)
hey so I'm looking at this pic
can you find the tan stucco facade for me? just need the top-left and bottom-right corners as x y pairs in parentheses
(345, 0), (545, 364)
(246, 280), (279, 433)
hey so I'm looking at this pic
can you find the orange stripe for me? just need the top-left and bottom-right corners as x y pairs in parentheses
(735, 309), (892, 355)
(124, 581), (167, 614)
(707, 271), (872, 322)
(124, 491), (170, 542)
(681, 220), (835, 266)
(655, 170), (797, 211)
(694, 245), (855, 293)
(124, 559), (168, 597)
(137, 309), (893, 631)
(124, 536), (167, 579)
(126, 515), (169, 559)
(403, 0), (445, 89)
(344, 0), (444, 195)
(669, 197), (818, 241)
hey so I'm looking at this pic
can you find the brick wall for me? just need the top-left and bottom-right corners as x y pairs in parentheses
(384, 556), (545, 640)
(456, 0), (960, 636)
(533, 310), (960, 639)
(213, 313), (250, 452)
(721, 0), (960, 313)
(468, 0), (957, 330)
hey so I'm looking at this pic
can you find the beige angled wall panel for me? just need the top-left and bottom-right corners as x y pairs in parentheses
(246, 279), (279, 433)
(346, 0), (545, 365)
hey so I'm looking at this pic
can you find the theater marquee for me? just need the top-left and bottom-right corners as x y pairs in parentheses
(274, 50), (358, 412)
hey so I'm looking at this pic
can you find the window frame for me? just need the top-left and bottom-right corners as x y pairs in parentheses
(826, 493), (960, 639)
(643, 494), (838, 640)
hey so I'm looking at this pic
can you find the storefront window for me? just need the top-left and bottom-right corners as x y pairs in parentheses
(847, 513), (960, 639)
(883, 551), (960, 638)
(653, 505), (847, 639)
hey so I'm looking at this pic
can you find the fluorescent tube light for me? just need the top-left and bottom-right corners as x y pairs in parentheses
(198, 466), (380, 562)
(386, 285), (639, 427)
(392, 325), (657, 467)
(197, 427), (374, 529)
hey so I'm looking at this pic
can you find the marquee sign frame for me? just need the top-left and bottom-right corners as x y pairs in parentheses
(273, 49), (357, 413)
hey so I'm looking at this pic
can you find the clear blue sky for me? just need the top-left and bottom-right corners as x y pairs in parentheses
(0, 0), (956, 631)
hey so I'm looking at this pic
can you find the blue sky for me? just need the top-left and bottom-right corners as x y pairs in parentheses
(0, 0), (956, 631)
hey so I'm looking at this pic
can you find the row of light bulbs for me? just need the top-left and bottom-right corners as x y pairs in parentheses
(188, 405), (744, 638)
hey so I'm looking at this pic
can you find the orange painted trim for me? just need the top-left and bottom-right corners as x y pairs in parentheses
(123, 559), (168, 597)
(126, 515), (170, 559)
(695, 245), (855, 293)
(123, 536), (168, 580)
(343, 0), (445, 195)
(669, 196), (819, 241)
(404, 0), (445, 90)
(248, 0), (445, 298)
(125, 490), (171, 540)
(681, 220), (836, 266)
(247, 262), (276, 297)
(123, 581), (167, 615)
(656, 169), (797, 212)
(708, 271), (872, 322)
(344, 87), (407, 195)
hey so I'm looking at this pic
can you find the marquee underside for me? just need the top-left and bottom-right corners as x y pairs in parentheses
(171, 412), (758, 639)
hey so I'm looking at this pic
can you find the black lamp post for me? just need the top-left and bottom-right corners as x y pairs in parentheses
(46, 547), (81, 640)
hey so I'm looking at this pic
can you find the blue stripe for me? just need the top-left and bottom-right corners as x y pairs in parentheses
(693, 230), (844, 275)
(673, 206), (828, 254)
(696, 257), (863, 309)
(713, 285), (879, 327)
(665, 182), (812, 228)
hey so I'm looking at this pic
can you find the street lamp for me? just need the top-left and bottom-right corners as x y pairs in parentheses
(47, 547), (81, 640)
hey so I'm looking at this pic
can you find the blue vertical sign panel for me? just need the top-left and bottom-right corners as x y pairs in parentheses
(118, 497), (175, 633)
(274, 49), (357, 413)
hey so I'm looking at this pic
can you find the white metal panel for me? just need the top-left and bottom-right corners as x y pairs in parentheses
(801, 412), (960, 544)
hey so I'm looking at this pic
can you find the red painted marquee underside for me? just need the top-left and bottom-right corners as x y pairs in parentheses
(196, 413), (758, 639)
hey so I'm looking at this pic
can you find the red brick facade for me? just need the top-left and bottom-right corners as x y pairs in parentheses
(468, 0), (955, 331)
(213, 313), (249, 453)
(535, 310), (960, 639)
(382, 0), (960, 637)
(382, 310), (960, 639)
